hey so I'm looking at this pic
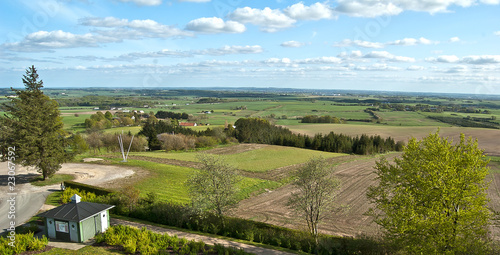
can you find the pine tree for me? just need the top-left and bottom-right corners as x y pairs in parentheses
(1, 66), (69, 180)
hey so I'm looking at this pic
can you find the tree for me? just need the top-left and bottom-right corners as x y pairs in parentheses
(187, 154), (240, 228)
(0, 66), (69, 180)
(287, 157), (342, 245)
(367, 132), (491, 254)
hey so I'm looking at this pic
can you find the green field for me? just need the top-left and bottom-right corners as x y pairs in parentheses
(112, 159), (280, 204)
(131, 145), (345, 172)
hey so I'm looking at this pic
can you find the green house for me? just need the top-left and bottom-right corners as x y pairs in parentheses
(38, 194), (114, 243)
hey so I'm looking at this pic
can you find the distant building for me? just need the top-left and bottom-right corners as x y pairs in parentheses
(179, 122), (197, 127)
(37, 194), (114, 243)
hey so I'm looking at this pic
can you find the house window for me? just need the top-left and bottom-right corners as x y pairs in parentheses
(55, 221), (69, 233)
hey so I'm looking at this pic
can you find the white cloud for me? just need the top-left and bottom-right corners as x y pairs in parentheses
(80, 17), (192, 38)
(449, 37), (460, 42)
(185, 17), (246, 33)
(333, 39), (384, 48)
(335, 0), (402, 17)
(334, 0), (485, 17)
(179, 0), (210, 2)
(117, 0), (162, 6)
(3, 30), (117, 52)
(387, 37), (435, 46)
(283, 2), (335, 20)
(196, 45), (263, 55)
(281, 40), (306, 48)
(407, 65), (426, 71)
(296, 57), (342, 64)
(426, 55), (460, 63)
(228, 7), (296, 32)
(462, 55), (500, 64)
(445, 65), (468, 73)
(494, 31), (500, 36)
(363, 51), (415, 62)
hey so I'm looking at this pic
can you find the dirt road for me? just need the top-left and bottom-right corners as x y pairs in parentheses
(0, 161), (135, 232)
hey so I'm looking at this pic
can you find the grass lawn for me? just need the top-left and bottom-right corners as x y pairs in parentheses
(131, 145), (344, 172)
(101, 126), (142, 135)
(113, 159), (280, 204)
(30, 174), (75, 186)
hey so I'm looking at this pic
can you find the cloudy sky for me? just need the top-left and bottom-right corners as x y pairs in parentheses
(1, 0), (499, 94)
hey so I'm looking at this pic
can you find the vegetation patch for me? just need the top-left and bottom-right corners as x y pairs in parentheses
(30, 174), (75, 187)
(131, 145), (344, 172)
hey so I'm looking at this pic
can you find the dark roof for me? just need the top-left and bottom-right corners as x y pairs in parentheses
(38, 202), (114, 222)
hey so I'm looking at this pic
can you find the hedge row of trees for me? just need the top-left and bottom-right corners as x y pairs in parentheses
(427, 115), (500, 129)
(300, 115), (344, 123)
(154, 110), (188, 120)
(233, 118), (404, 154)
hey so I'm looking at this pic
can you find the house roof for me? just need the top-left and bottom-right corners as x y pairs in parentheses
(38, 201), (115, 222)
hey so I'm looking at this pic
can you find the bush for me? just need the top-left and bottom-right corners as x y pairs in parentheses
(63, 181), (112, 196)
(0, 232), (48, 255)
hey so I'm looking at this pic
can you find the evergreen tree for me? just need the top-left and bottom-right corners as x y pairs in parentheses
(1, 66), (69, 179)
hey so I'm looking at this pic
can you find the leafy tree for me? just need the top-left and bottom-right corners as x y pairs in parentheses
(367, 132), (491, 254)
(0, 66), (69, 179)
(287, 157), (342, 244)
(187, 154), (240, 228)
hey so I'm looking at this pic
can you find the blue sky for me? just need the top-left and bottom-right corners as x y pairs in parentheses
(1, 0), (499, 94)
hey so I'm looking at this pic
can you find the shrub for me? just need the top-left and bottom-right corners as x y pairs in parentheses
(63, 181), (112, 196)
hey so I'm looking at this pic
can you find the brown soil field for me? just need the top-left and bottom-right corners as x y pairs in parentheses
(233, 153), (500, 240)
(287, 124), (500, 156)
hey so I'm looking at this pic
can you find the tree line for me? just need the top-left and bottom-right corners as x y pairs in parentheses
(233, 118), (404, 154)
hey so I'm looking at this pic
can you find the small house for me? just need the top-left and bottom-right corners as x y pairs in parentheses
(37, 195), (114, 243)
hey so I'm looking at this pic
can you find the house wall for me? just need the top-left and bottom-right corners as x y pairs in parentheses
(46, 218), (56, 239)
(80, 217), (96, 242)
(101, 210), (109, 233)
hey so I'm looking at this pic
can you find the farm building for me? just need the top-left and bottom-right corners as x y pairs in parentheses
(179, 122), (197, 127)
(37, 194), (114, 243)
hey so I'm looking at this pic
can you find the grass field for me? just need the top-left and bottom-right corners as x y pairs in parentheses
(131, 145), (345, 172)
(110, 158), (280, 204)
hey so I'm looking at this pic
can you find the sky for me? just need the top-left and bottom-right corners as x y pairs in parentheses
(0, 0), (499, 95)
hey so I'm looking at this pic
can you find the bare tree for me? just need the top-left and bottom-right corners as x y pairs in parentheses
(287, 157), (342, 244)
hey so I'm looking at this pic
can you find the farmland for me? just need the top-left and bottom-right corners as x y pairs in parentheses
(8, 87), (500, 247)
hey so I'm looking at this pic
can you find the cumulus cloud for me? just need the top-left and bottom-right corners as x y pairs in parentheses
(281, 40), (306, 48)
(2, 30), (117, 52)
(407, 65), (426, 71)
(333, 39), (384, 48)
(425, 55), (460, 63)
(283, 2), (335, 20)
(80, 17), (192, 38)
(117, 0), (162, 6)
(449, 37), (460, 42)
(462, 55), (500, 64)
(229, 7), (296, 32)
(363, 51), (415, 62)
(495, 31), (500, 36)
(387, 37), (435, 46)
(296, 56), (342, 64)
(196, 45), (263, 55)
(334, 0), (495, 17)
(335, 0), (402, 17)
(185, 17), (246, 33)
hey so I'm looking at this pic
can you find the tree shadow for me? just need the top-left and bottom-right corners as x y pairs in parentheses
(0, 173), (40, 186)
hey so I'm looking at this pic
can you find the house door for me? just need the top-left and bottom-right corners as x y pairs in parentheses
(55, 220), (71, 241)
(94, 215), (102, 234)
